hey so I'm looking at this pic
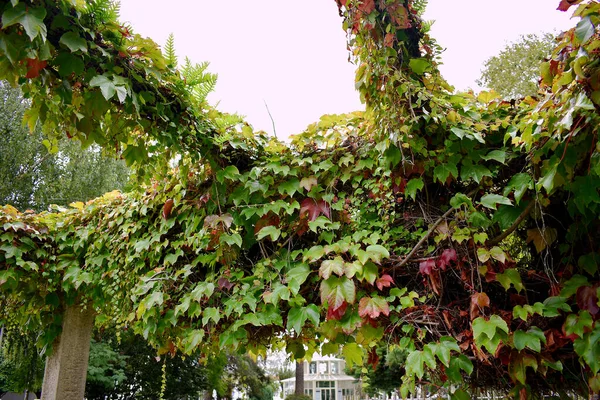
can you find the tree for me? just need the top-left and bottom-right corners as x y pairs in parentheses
(0, 82), (130, 212)
(294, 361), (304, 395)
(477, 33), (556, 99)
(346, 347), (408, 396)
(1, 1), (600, 399)
(0, 328), (44, 398)
(86, 331), (208, 400)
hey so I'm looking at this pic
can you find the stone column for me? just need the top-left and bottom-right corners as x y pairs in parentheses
(41, 304), (95, 400)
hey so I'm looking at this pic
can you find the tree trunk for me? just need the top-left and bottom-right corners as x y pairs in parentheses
(294, 361), (304, 395)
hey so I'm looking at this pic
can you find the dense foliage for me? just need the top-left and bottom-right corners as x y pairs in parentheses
(477, 33), (557, 99)
(1, 0), (600, 398)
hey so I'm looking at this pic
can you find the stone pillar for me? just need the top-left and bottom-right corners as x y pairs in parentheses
(41, 304), (95, 400)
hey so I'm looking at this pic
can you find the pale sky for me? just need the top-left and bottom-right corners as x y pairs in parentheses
(118, 1), (576, 138)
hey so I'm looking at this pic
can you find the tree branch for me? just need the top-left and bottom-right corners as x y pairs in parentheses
(393, 189), (477, 269)
(487, 200), (535, 246)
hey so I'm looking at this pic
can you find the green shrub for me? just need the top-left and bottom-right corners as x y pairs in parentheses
(285, 394), (312, 400)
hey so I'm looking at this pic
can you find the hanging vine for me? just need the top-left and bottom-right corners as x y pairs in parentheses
(1, 0), (600, 398)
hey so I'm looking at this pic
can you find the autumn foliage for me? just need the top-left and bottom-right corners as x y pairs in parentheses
(1, 0), (600, 398)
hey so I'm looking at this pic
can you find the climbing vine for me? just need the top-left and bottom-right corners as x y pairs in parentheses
(1, 0), (600, 398)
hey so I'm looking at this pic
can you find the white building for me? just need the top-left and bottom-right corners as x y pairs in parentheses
(280, 354), (363, 400)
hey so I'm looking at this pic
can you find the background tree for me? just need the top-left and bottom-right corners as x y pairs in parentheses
(0, 81), (130, 212)
(85, 330), (209, 400)
(477, 33), (555, 98)
(0, 328), (44, 398)
(346, 347), (407, 396)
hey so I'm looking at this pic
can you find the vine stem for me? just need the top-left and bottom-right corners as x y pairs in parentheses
(393, 189), (477, 269)
(487, 200), (535, 246)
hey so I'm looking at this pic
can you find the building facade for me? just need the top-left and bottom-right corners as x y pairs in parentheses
(280, 355), (363, 400)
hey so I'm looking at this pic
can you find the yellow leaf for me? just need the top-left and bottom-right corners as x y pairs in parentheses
(526, 228), (557, 253)
(69, 201), (84, 210)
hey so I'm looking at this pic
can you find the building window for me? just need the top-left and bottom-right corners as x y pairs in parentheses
(305, 389), (314, 396)
(319, 361), (329, 374)
(309, 361), (317, 374)
(342, 389), (354, 396)
(330, 361), (339, 374)
(317, 381), (334, 388)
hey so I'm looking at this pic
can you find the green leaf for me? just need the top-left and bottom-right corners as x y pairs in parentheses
(493, 204), (526, 230)
(54, 52), (85, 77)
(496, 269), (524, 292)
(473, 315), (508, 354)
(433, 162), (458, 183)
(576, 16), (595, 43)
(542, 296), (571, 317)
(182, 329), (204, 354)
(263, 283), (290, 304)
(278, 178), (300, 197)
(509, 353), (538, 385)
(405, 348), (436, 379)
(479, 194), (512, 210)
(574, 327), (600, 374)
(202, 307), (220, 326)
(256, 225), (281, 241)
(286, 263), (310, 285)
(287, 304), (321, 333)
(451, 389), (471, 400)
(220, 233), (243, 248)
(405, 178), (424, 200)
(461, 163), (492, 183)
(384, 144), (402, 168)
(430, 337), (460, 367)
(2, 4), (47, 41)
(319, 257), (345, 279)
(563, 311), (593, 339)
(303, 245), (325, 262)
(537, 164), (558, 194)
(320, 276), (356, 309)
(342, 343), (363, 369)
(560, 275), (589, 298)
(450, 193), (473, 209)
(365, 244), (390, 264)
(409, 58), (430, 75)
(216, 165), (240, 183)
(59, 31), (87, 53)
(578, 253), (599, 276)
(481, 149), (507, 164)
(513, 327), (545, 352)
(358, 261), (378, 285)
(90, 74), (116, 101)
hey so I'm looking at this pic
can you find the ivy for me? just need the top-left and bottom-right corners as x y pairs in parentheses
(1, 0), (600, 397)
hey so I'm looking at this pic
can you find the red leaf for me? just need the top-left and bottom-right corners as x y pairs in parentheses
(327, 301), (348, 320)
(358, 297), (390, 319)
(390, 4), (411, 29)
(470, 292), (490, 320)
(576, 285), (599, 316)
(357, 0), (375, 14)
(218, 277), (234, 290)
(300, 198), (330, 222)
(392, 176), (406, 194)
(254, 213), (280, 234)
(162, 199), (174, 220)
(25, 58), (47, 79)
(557, 0), (582, 11)
(437, 248), (457, 270)
(376, 274), (394, 291)
(384, 33), (395, 48)
(419, 259), (436, 275)
(367, 347), (380, 369)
